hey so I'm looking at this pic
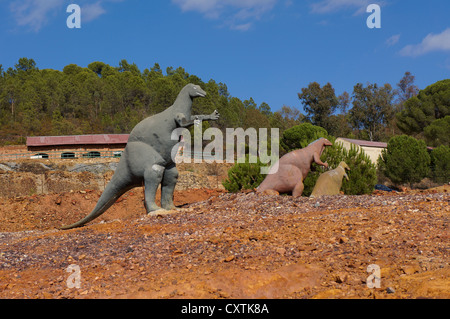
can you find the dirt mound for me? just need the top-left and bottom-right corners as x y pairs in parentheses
(0, 188), (223, 232)
(0, 185), (449, 299)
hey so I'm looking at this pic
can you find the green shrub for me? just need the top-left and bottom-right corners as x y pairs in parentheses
(340, 144), (378, 195)
(303, 140), (377, 196)
(223, 129), (377, 195)
(430, 145), (450, 184)
(424, 116), (450, 147)
(280, 123), (328, 154)
(380, 135), (430, 186)
(222, 157), (266, 193)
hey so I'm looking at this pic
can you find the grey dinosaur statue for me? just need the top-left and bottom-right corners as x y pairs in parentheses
(61, 84), (219, 229)
(256, 138), (332, 197)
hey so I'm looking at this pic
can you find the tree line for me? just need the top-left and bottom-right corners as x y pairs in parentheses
(0, 58), (448, 148)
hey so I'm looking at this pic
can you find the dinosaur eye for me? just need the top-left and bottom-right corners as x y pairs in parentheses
(193, 86), (197, 90)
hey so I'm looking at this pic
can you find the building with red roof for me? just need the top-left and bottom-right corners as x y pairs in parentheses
(26, 134), (129, 159)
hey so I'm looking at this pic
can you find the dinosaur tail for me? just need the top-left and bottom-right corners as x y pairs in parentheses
(60, 175), (134, 230)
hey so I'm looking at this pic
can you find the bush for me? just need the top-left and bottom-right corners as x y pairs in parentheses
(223, 128), (377, 195)
(380, 135), (430, 186)
(222, 157), (266, 193)
(341, 144), (378, 195)
(430, 145), (450, 184)
(424, 116), (450, 147)
(303, 139), (377, 196)
(280, 123), (328, 154)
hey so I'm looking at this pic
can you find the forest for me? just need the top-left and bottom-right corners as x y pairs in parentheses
(0, 57), (449, 148)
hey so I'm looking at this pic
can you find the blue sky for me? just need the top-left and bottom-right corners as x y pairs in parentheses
(0, 0), (449, 113)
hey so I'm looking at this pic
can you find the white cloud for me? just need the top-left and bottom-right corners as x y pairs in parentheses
(310, 0), (374, 15)
(230, 22), (252, 31)
(9, 0), (118, 31)
(10, 0), (64, 32)
(172, 0), (278, 30)
(172, 0), (221, 18)
(82, 2), (107, 23)
(386, 34), (401, 47)
(284, 0), (293, 8)
(400, 28), (450, 57)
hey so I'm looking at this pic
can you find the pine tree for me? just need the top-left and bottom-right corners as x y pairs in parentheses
(380, 135), (430, 186)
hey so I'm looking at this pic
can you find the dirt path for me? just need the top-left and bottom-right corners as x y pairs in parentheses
(0, 186), (448, 299)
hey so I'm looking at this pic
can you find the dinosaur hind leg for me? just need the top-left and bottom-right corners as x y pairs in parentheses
(161, 163), (178, 210)
(144, 164), (165, 213)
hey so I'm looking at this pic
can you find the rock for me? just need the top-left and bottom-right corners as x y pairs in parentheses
(334, 274), (346, 284)
(70, 163), (112, 174)
(218, 290), (231, 298)
(42, 292), (53, 299)
(260, 189), (279, 196)
(386, 287), (395, 294)
(0, 164), (13, 172)
(401, 265), (420, 275)
(224, 255), (235, 262)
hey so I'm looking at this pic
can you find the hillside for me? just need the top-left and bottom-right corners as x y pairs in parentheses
(0, 183), (448, 299)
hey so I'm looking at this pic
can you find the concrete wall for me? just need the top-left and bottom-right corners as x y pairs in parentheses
(0, 161), (231, 198)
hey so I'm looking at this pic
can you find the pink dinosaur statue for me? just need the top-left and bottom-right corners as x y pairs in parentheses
(257, 138), (333, 197)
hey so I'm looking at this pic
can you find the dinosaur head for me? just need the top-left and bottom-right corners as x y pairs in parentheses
(318, 138), (333, 156)
(339, 161), (351, 180)
(186, 83), (207, 99)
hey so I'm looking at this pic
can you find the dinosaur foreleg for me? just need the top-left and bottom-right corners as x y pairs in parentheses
(144, 164), (165, 213)
(191, 110), (220, 122)
(313, 152), (328, 168)
(175, 113), (196, 128)
(161, 164), (178, 210)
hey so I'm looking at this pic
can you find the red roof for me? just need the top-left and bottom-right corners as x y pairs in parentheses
(338, 138), (387, 148)
(27, 134), (129, 147)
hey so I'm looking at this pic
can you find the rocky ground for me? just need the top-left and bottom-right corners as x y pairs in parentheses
(0, 183), (448, 299)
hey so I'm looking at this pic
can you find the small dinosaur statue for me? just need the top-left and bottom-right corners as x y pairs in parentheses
(61, 84), (219, 230)
(256, 138), (332, 197)
(310, 161), (350, 198)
